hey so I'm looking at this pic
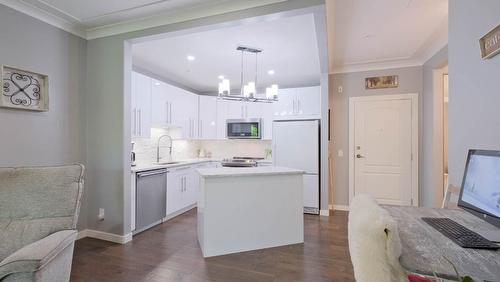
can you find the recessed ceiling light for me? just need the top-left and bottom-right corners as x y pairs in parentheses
(218, 75), (224, 80)
(154, 82), (161, 86)
(267, 70), (275, 75)
(187, 55), (196, 61)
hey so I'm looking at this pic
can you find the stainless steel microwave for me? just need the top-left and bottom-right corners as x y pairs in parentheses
(226, 119), (262, 139)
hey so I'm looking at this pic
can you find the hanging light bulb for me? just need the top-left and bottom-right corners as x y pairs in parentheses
(271, 84), (279, 100)
(247, 82), (256, 98)
(218, 79), (230, 96)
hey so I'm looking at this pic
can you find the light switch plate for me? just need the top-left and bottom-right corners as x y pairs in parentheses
(338, 150), (344, 157)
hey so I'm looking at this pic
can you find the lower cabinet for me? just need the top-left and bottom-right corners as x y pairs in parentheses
(166, 162), (218, 217)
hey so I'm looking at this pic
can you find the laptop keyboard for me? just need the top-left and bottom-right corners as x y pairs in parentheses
(421, 217), (499, 249)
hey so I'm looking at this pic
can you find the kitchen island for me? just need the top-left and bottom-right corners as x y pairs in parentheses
(196, 166), (305, 258)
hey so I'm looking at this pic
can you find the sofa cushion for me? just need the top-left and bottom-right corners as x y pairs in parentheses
(0, 164), (84, 262)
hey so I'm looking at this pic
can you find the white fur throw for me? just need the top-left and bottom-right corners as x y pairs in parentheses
(348, 194), (408, 282)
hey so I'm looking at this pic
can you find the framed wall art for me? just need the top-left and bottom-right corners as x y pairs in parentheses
(1, 65), (49, 111)
(479, 23), (500, 59)
(365, 75), (398, 90)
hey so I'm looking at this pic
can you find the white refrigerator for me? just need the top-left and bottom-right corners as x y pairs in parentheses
(273, 120), (320, 214)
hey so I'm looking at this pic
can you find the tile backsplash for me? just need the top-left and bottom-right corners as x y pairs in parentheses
(132, 127), (272, 165)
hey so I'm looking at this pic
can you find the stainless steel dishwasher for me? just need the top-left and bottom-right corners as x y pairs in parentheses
(135, 169), (167, 234)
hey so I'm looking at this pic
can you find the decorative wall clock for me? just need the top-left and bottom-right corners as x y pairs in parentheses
(1, 65), (49, 111)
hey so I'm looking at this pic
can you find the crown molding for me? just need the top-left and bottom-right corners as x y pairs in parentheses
(85, 0), (287, 40)
(0, 0), (86, 38)
(1, 0), (287, 40)
(332, 58), (423, 74)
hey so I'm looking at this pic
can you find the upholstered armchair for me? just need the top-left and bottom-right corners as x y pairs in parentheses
(0, 164), (84, 282)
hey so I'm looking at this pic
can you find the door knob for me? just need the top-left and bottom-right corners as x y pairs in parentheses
(356, 154), (365, 158)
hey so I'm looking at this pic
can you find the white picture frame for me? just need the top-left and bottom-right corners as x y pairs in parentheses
(1, 65), (49, 111)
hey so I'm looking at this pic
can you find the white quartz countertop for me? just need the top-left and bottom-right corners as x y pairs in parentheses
(131, 158), (216, 172)
(197, 166), (304, 178)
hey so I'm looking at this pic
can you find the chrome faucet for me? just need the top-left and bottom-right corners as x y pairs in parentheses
(157, 134), (173, 163)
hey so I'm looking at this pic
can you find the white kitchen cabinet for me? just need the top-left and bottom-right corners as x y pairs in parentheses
(244, 101), (262, 119)
(296, 86), (321, 118)
(166, 166), (191, 216)
(198, 95), (218, 139)
(222, 100), (262, 120)
(224, 100), (244, 119)
(273, 88), (296, 118)
(261, 103), (274, 140)
(216, 100), (226, 139)
(171, 89), (198, 139)
(131, 72), (151, 138)
(273, 86), (320, 119)
(151, 79), (199, 139)
(151, 79), (175, 128)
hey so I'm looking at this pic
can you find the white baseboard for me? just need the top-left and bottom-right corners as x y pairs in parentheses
(332, 205), (349, 211)
(77, 229), (132, 244)
(319, 209), (329, 216)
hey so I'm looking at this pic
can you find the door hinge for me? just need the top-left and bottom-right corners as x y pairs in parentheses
(411, 153), (413, 161)
(411, 198), (414, 206)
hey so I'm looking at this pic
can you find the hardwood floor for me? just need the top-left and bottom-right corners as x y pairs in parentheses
(71, 210), (354, 282)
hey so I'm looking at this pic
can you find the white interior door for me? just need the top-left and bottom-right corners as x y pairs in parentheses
(351, 95), (416, 206)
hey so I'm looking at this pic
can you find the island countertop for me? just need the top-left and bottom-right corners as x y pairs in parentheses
(196, 166), (304, 178)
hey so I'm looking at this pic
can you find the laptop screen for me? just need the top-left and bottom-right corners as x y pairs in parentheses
(459, 150), (500, 218)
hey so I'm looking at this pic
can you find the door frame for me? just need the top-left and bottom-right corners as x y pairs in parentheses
(348, 93), (419, 206)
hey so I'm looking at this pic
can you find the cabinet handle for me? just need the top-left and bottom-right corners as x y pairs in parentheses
(138, 109), (142, 135)
(166, 102), (169, 124)
(168, 102), (172, 123)
(137, 169), (167, 177)
(133, 108), (137, 135)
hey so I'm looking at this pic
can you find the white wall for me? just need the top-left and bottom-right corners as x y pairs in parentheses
(0, 5), (87, 228)
(448, 1), (500, 188)
(422, 46), (448, 207)
(86, 1), (326, 236)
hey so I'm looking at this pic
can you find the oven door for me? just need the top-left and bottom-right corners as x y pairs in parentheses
(226, 119), (262, 139)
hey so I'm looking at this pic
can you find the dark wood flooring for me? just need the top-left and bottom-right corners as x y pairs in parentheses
(71, 210), (354, 282)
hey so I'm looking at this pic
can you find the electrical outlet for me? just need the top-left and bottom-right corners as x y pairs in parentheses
(98, 208), (105, 221)
(338, 86), (343, 93)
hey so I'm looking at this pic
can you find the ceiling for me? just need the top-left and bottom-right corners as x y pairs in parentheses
(0, 0), (286, 39)
(132, 13), (321, 94)
(331, 0), (448, 73)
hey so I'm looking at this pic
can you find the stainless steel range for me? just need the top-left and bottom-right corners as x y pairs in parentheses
(221, 157), (265, 167)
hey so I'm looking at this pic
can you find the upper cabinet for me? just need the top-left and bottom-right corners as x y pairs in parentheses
(273, 86), (320, 119)
(131, 72), (151, 138)
(198, 95), (218, 139)
(133, 70), (320, 141)
(171, 89), (198, 139)
(150, 79), (198, 139)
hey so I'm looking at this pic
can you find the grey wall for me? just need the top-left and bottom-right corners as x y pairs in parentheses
(331, 66), (423, 206)
(421, 46), (448, 207)
(448, 1), (500, 188)
(0, 5), (87, 228)
(85, 0), (326, 235)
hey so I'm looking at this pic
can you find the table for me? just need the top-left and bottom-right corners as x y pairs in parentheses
(384, 206), (500, 281)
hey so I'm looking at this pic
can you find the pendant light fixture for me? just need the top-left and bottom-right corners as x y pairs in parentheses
(218, 45), (278, 103)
